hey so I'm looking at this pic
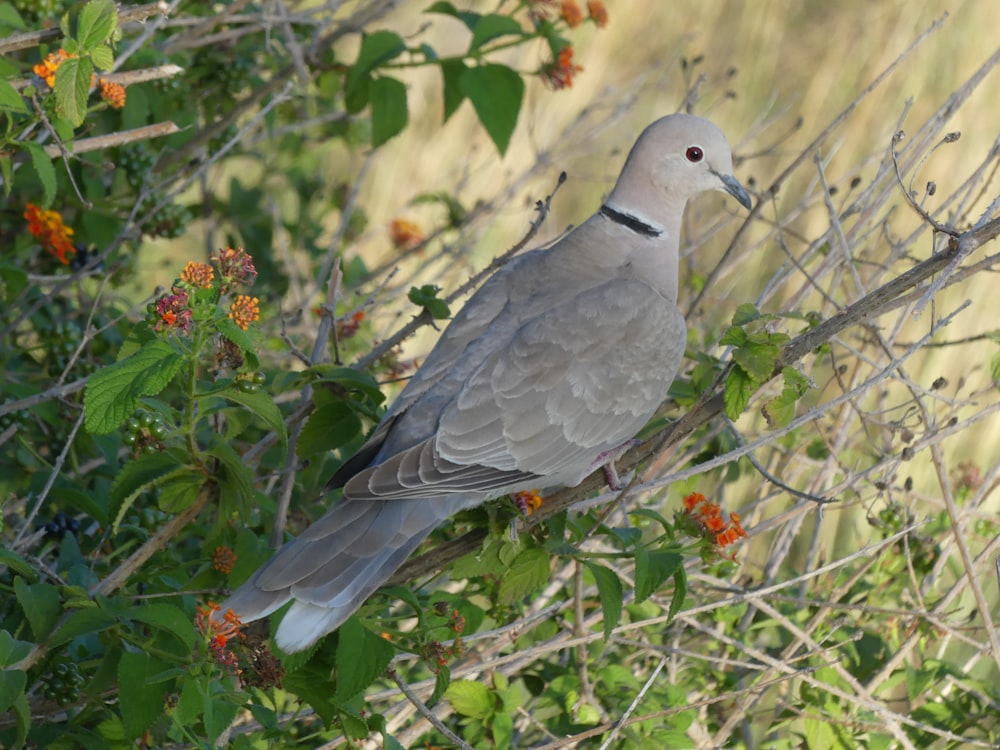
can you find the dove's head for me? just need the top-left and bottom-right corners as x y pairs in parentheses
(606, 113), (752, 232)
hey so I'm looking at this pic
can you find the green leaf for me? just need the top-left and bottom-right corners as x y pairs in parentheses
(118, 651), (170, 741)
(50, 606), (117, 646)
(0, 546), (37, 582)
(732, 341), (781, 383)
(668, 568), (687, 619)
(425, 1), (480, 30)
(346, 30), (406, 96)
(731, 302), (761, 326)
(205, 440), (255, 506)
(407, 284), (451, 319)
(762, 366), (813, 428)
(718, 324), (748, 347)
(469, 13), (524, 51)
(430, 664), (450, 706)
(334, 618), (394, 700)
(24, 143), (56, 207)
(298, 401), (362, 457)
(77, 0), (117, 49)
(446, 679), (493, 719)
(0, 669), (26, 714)
(498, 548), (549, 605)
(216, 315), (256, 355)
(439, 60), (467, 121)
(0, 631), (33, 667)
(0, 77), (28, 114)
(0, 156), (12, 198)
(84, 340), (184, 433)
(991, 350), (1000, 388)
(459, 64), (523, 156)
(109, 451), (182, 532)
(90, 44), (113, 71)
(125, 604), (197, 649)
(634, 549), (682, 604)
(157, 471), (204, 512)
(13, 578), (62, 641)
(585, 562), (622, 640)
(370, 75), (408, 147)
(723, 366), (753, 420)
(219, 386), (288, 446)
(54, 55), (93, 127)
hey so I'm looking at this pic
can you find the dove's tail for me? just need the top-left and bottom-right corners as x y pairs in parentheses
(220, 496), (465, 653)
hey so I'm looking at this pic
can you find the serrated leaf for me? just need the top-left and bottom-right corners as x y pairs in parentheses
(634, 549), (682, 604)
(219, 386), (287, 446)
(50, 606), (117, 646)
(459, 64), (523, 156)
(109, 453), (187, 533)
(90, 44), (113, 71)
(668, 568), (687, 619)
(0, 547), (37, 583)
(469, 13), (524, 51)
(446, 679), (493, 719)
(723, 366), (753, 420)
(78, 0), (117, 49)
(13, 578), (61, 641)
(54, 56), (92, 127)
(585, 562), (622, 640)
(731, 302), (761, 326)
(497, 548), (549, 605)
(732, 341), (779, 383)
(84, 340), (184, 434)
(0, 77), (28, 114)
(216, 315), (256, 353)
(762, 366), (813, 429)
(370, 75), (408, 147)
(298, 401), (362, 457)
(439, 59), (466, 122)
(125, 604), (196, 649)
(157, 471), (205, 513)
(346, 30), (406, 96)
(719, 324), (748, 347)
(334, 618), (394, 700)
(205, 440), (255, 506)
(24, 143), (56, 207)
(430, 664), (450, 706)
(118, 651), (170, 741)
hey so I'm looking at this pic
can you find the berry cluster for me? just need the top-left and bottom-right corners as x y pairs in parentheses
(118, 144), (156, 190)
(137, 198), (192, 239)
(236, 371), (266, 394)
(123, 408), (169, 456)
(43, 511), (80, 540)
(40, 661), (85, 705)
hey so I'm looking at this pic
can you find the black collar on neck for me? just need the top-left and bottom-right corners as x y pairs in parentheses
(599, 205), (662, 238)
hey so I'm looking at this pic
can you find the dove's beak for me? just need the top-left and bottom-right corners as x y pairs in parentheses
(716, 171), (753, 211)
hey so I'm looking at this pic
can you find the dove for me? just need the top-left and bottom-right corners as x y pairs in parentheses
(221, 113), (752, 652)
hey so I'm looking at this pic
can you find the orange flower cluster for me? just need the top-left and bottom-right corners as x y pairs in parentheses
(214, 246), (257, 290)
(180, 260), (215, 289)
(33, 48), (73, 88)
(195, 602), (244, 674)
(682, 492), (747, 551)
(389, 217), (424, 250)
(560, 0), (584, 27)
(542, 46), (584, 90)
(336, 309), (365, 339)
(587, 0), (609, 27)
(98, 78), (126, 109)
(24, 203), (76, 264)
(229, 295), (260, 330)
(212, 546), (237, 574)
(513, 489), (544, 515)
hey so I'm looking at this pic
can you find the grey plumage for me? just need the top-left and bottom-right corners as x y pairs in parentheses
(222, 113), (752, 652)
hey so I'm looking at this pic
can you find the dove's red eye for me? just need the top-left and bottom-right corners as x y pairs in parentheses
(685, 146), (704, 162)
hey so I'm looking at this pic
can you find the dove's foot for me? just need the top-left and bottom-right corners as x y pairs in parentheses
(593, 440), (641, 491)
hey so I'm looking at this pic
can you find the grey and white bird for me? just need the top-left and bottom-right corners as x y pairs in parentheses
(222, 113), (752, 652)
